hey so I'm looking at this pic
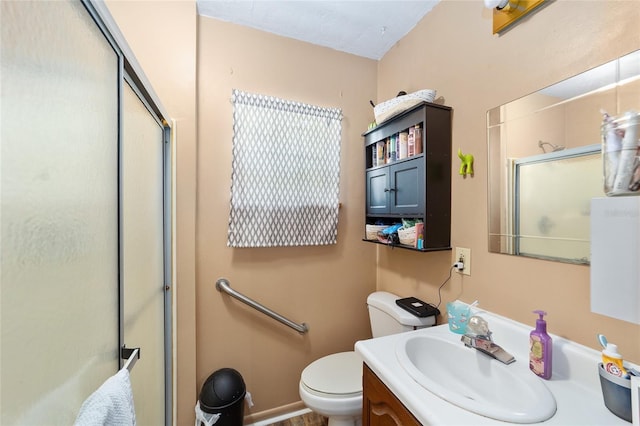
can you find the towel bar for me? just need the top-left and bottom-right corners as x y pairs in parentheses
(121, 346), (140, 372)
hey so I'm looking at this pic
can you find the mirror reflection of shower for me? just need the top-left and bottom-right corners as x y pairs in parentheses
(538, 140), (565, 153)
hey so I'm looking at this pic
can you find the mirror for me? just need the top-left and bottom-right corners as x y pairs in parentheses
(488, 50), (640, 264)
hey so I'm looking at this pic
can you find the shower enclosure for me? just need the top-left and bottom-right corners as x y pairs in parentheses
(1, 1), (172, 424)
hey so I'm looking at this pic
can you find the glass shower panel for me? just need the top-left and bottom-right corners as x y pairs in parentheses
(122, 82), (166, 426)
(1, 1), (119, 424)
(517, 150), (602, 263)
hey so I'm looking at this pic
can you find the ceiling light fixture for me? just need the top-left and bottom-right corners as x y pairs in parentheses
(485, 0), (547, 34)
(484, 0), (516, 11)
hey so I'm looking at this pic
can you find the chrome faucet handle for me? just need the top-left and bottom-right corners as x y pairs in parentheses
(466, 315), (492, 340)
(461, 315), (515, 365)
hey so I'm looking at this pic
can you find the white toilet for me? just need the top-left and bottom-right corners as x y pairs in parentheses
(299, 291), (435, 426)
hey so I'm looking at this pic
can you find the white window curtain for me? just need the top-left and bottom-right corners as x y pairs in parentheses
(228, 90), (342, 248)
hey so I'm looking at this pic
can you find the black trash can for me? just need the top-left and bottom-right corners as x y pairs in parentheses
(199, 368), (246, 426)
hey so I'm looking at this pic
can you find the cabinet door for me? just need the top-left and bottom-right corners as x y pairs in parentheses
(389, 159), (424, 215)
(366, 168), (390, 214)
(363, 364), (420, 426)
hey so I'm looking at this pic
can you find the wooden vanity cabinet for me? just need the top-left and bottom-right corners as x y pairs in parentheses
(363, 364), (421, 426)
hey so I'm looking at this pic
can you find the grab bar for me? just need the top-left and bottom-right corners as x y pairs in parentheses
(121, 346), (140, 372)
(216, 278), (309, 334)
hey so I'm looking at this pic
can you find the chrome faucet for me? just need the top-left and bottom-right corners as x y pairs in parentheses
(461, 315), (515, 365)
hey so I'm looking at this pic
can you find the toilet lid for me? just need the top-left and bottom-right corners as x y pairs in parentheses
(301, 351), (362, 395)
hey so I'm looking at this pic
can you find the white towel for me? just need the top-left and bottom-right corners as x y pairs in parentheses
(74, 369), (136, 426)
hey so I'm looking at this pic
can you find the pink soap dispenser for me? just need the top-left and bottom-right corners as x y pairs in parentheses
(529, 310), (552, 379)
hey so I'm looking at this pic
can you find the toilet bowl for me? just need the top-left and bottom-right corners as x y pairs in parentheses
(299, 292), (436, 426)
(299, 352), (362, 426)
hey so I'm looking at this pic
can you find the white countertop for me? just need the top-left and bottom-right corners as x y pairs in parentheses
(355, 306), (633, 425)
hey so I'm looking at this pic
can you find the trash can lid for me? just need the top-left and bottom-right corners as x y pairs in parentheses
(199, 368), (246, 412)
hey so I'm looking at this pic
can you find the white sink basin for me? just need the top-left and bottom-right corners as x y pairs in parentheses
(396, 333), (557, 424)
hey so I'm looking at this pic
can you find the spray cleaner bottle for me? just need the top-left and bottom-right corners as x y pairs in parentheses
(530, 310), (552, 379)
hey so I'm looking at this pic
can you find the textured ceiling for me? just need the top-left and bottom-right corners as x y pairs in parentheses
(196, 1), (440, 60)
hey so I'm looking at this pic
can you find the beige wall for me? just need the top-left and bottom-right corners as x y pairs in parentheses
(196, 17), (377, 421)
(108, 1), (640, 424)
(377, 0), (640, 364)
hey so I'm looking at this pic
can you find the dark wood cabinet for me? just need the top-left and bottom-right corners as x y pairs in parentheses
(363, 102), (452, 251)
(362, 364), (421, 426)
(366, 160), (425, 215)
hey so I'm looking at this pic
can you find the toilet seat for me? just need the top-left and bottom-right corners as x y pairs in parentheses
(301, 351), (362, 396)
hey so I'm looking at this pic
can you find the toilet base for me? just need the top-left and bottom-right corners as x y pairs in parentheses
(299, 380), (362, 426)
(327, 416), (362, 426)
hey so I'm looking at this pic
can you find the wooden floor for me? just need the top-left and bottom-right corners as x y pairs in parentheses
(266, 412), (328, 426)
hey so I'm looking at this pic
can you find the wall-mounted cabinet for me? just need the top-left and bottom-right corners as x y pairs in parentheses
(363, 102), (452, 251)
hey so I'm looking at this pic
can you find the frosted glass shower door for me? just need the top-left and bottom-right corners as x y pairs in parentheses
(121, 81), (167, 426)
(1, 1), (119, 424)
(516, 146), (602, 263)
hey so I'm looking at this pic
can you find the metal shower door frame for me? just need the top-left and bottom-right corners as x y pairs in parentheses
(81, 2), (174, 425)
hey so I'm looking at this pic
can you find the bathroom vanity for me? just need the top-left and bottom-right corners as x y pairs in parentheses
(356, 304), (636, 425)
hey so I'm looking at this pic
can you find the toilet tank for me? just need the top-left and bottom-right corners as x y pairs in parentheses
(367, 291), (436, 338)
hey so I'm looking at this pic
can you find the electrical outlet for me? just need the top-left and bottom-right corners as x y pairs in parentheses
(455, 247), (471, 276)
